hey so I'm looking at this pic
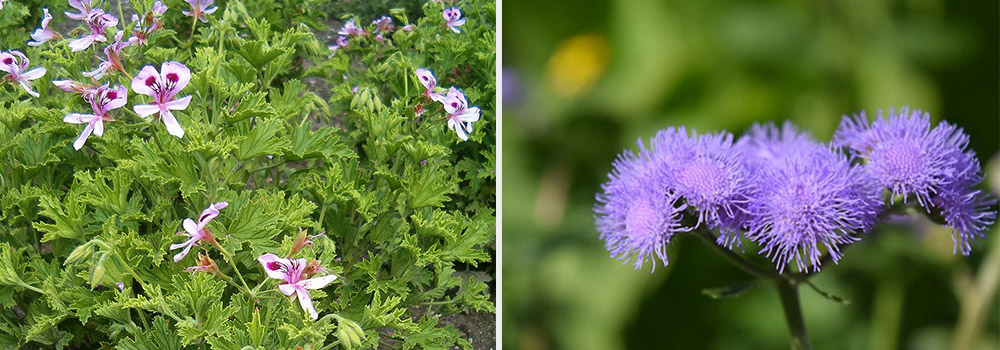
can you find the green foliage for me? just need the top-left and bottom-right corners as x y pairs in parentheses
(0, 0), (495, 348)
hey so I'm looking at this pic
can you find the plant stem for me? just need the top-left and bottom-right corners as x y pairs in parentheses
(117, 0), (126, 30)
(776, 279), (812, 350)
(215, 245), (253, 297)
(690, 229), (778, 280)
(151, 126), (165, 151)
(191, 12), (199, 40)
(113, 250), (153, 293)
(19, 282), (44, 294)
(692, 229), (813, 349)
(251, 278), (269, 295)
(951, 231), (1000, 350)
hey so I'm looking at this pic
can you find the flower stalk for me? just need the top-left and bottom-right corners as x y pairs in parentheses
(776, 280), (811, 350)
(692, 228), (812, 349)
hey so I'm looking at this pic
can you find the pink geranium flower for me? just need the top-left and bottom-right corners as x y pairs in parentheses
(1, 51), (46, 98)
(29, 8), (63, 46)
(258, 254), (338, 320)
(131, 61), (193, 138)
(441, 87), (481, 141)
(415, 68), (444, 102)
(170, 202), (228, 262)
(372, 16), (394, 33)
(131, 1), (168, 46)
(65, 0), (95, 20)
(69, 10), (118, 52)
(337, 19), (366, 37)
(182, 0), (218, 23)
(442, 7), (466, 33)
(84, 31), (133, 80)
(63, 84), (127, 150)
(152, 0), (168, 15)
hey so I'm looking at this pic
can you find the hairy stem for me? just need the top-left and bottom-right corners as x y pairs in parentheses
(112, 250), (153, 293)
(776, 280), (812, 350)
(216, 245), (254, 297)
(117, 0), (126, 30)
(191, 12), (199, 40)
(19, 282), (44, 294)
(693, 229), (813, 349)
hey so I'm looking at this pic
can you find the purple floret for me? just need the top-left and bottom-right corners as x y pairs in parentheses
(595, 139), (692, 272)
(834, 107), (997, 254)
(650, 127), (756, 247)
(740, 123), (883, 273)
(834, 108), (965, 207)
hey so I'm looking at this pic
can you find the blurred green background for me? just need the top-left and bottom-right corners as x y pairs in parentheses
(501, 0), (1000, 349)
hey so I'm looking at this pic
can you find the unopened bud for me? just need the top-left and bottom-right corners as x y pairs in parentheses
(89, 253), (107, 289)
(301, 259), (325, 279)
(185, 253), (220, 275)
(289, 230), (325, 256)
(64, 242), (93, 265)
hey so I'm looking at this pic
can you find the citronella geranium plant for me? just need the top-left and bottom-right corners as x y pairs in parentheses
(0, 0), (495, 348)
(595, 109), (995, 349)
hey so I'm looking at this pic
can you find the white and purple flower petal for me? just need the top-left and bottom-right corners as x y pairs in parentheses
(65, 0), (95, 20)
(28, 8), (60, 46)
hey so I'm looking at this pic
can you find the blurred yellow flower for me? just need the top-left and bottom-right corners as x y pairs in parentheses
(546, 34), (611, 98)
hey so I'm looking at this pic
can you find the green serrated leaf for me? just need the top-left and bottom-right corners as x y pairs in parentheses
(235, 118), (291, 160)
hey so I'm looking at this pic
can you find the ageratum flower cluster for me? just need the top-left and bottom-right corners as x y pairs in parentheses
(595, 108), (996, 273)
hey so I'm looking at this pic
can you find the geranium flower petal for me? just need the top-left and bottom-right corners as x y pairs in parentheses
(258, 253), (293, 280)
(164, 95), (192, 111)
(73, 123), (94, 150)
(131, 65), (160, 97)
(160, 110), (185, 138)
(294, 285), (319, 320)
(182, 218), (199, 236)
(133, 104), (160, 118)
(64, 113), (95, 124)
(160, 61), (191, 99)
(300, 274), (338, 290)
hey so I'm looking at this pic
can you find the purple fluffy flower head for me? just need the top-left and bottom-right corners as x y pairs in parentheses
(835, 108), (996, 254)
(834, 108), (966, 207)
(650, 127), (756, 247)
(933, 173), (997, 254)
(741, 123), (883, 273)
(596, 139), (692, 271)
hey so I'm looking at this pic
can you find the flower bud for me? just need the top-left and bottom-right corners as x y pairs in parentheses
(89, 253), (107, 289)
(289, 230), (324, 256)
(64, 242), (93, 265)
(185, 253), (220, 275)
(301, 259), (325, 279)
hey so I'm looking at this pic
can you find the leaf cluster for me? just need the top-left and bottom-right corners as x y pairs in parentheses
(0, 0), (495, 348)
